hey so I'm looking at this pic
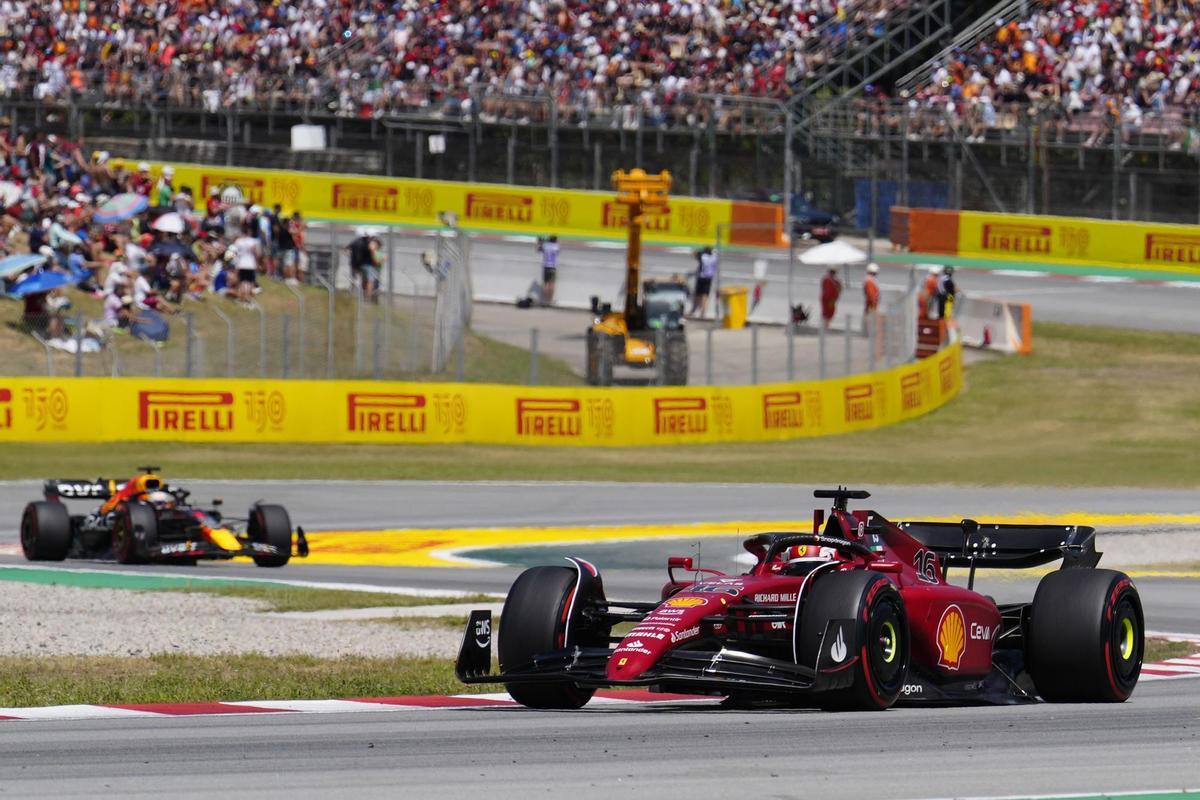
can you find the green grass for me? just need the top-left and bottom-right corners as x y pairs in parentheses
(3, 321), (1198, 486)
(0, 654), (500, 708)
(4, 280), (579, 384)
(1144, 638), (1198, 663)
(163, 584), (496, 613)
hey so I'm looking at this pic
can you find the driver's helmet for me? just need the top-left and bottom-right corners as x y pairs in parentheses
(144, 490), (174, 511)
(781, 544), (837, 575)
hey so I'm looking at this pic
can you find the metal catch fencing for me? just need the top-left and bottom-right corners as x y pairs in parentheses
(429, 220), (473, 372)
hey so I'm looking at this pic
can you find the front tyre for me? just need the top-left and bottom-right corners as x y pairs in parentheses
(21, 501), (71, 561)
(798, 571), (909, 710)
(498, 565), (608, 709)
(249, 504), (292, 567)
(113, 502), (157, 564)
(1028, 569), (1143, 702)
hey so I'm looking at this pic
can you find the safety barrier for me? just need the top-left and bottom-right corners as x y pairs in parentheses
(0, 343), (960, 446)
(893, 207), (1200, 277)
(114, 160), (783, 248)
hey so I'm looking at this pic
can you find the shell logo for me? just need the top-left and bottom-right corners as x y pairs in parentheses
(665, 596), (707, 608)
(936, 604), (967, 671)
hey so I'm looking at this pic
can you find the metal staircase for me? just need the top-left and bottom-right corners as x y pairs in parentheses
(893, 0), (1029, 94)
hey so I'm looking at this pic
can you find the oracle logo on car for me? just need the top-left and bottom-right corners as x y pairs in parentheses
(347, 393), (427, 434)
(762, 391), (803, 430)
(516, 398), (581, 437)
(138, 390), (234, 432)
(843, 384), (875, 423)
(981, 223), (1052, 255)
(654, 397), (707, 435)
(1144, 233), (1200, 264)
(601, 202), (669, 231)
(465, 192), (533, 223)
(332, 183), (399, 214)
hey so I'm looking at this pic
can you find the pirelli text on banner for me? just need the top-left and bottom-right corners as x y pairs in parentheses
(0, 344), (962, 446)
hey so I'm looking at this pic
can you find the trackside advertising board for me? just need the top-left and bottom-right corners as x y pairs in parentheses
(907, 208), (1200, 277)
(113, 160), (738, 246)
(0, 344), (960, 446)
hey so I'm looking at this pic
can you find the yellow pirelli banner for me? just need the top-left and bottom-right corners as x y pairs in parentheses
(113, 160), (732, 246)
(956, 210), (1200, 276)
(0, 344), (960, 446)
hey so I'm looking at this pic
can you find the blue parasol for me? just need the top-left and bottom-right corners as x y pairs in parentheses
(0, 253), (50, 281)
(8, 270), (74, 298)
(93, 192), (149, 224)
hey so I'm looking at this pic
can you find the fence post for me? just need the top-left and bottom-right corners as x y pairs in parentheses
(372, 317), (382, 380)
(656, 328), (666, 385)
(750, 324), (758, 385)
(705, 326), (714, 385)
(282, 315), (291, 378)
(786, 319), (795, 381)
(285, 282), (305, 376)
(324, 275), (335, 378)
(455, 332), (465, 381)
(868, 317), (877, 372)
(529, 327), (539, 385)
(256, 306), (267, 378)
(818, 323), (826, 379)
(353, 283), (364, 375)
(185, 312), (195, 377)
(212, 305), (234, 376)
(844, 314), (852, 375)
(73, 315), (83, 377)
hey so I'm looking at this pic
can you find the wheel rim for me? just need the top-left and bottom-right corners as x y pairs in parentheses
(879, 620), (898, 664)
(1111, 596), (1141, 683)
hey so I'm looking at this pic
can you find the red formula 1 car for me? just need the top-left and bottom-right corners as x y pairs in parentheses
(458, 488), (1144, 709)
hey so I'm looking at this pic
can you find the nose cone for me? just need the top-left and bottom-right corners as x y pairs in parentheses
(606, 594), (716, 681)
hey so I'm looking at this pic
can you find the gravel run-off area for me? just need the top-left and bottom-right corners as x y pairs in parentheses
(0, 583), (463, 658)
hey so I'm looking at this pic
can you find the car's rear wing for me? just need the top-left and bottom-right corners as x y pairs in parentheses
(43, 479), (120, 501)
(897, 519), (1101, 570)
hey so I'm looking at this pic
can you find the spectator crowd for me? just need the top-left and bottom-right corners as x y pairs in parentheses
(0, 130), (307, 348)
(0, 1), (904, 129)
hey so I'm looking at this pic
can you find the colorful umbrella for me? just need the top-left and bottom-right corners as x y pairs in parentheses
(8, 270), (73, 298)
(0, 253), (49, 281)
(151, 211), (186, 235)
(93, 192), (149, 224)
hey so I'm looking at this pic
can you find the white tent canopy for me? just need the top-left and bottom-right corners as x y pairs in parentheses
(798, 240), (867, 265)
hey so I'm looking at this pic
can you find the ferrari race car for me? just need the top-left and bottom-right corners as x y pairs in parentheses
(20, 467), (308, 568)
(458, 488), (1143, 710)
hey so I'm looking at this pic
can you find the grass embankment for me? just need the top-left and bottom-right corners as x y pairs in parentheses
(4, 280), (579, 384)
(0, 638), (1189, 708)
(165, 584), (495, 613)
(5, 322), (1199, 486)
(0, 654), (501, 707)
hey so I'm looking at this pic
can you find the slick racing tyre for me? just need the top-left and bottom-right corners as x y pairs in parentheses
(798, 571), (909, 711)
(1028, 569), (1143, 702)
(498, 566), (609, 709)
(113, 502), (157, 564)
(249, 504), (292, 567)
(21, 501), (71, 561)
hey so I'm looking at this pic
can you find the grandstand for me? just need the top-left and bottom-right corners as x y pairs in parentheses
(2, 1), (1200, 222)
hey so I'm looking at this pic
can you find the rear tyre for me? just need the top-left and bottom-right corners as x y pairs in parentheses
(662, 332), (688, 385)
(20, 501), (71, 561)
(1027, 569), (1143, 702)
(498, 565), (608, 709)
(798, 571), (909, 711)
(113, 502), (157, 564)
(249, 504), (292, 567)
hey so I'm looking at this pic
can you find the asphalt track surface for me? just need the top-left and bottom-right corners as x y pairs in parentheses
(312, 225), (1200, 334)
(1, 678), (1197, 799)
(2, 481), (1197, 798)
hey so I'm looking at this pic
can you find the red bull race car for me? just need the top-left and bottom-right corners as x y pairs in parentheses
(458, 488), (1143, 709)
(20, 467), (307, 567)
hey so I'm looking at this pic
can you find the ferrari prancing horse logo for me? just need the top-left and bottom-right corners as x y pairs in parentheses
(829, 626), (847, 663)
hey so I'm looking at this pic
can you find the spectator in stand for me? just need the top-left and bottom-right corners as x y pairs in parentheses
(820, 267), (842, 329)
(154, 166), (175, 208)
